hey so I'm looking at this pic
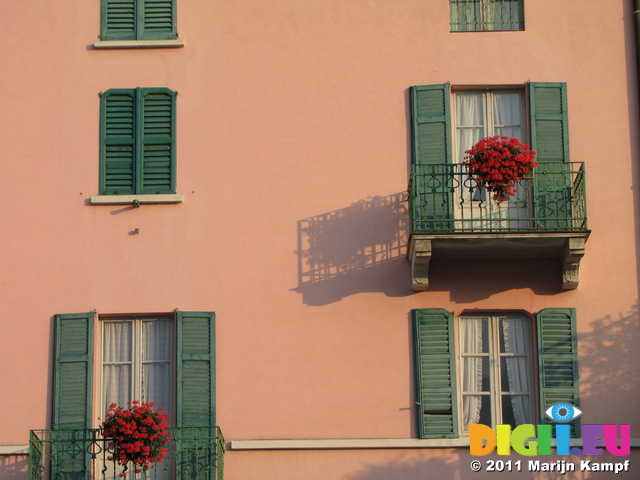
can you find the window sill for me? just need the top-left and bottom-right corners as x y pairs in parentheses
(230, 437), (640, 451)
(93, 39), (184, 49)
(90, 194), (183, 205)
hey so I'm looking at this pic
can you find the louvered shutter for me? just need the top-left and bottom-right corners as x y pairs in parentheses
(537, 308), (580, 437)
(177, 311), (215, 427)
(413, 309), (458, 438)
(139, 88), (176, 194)
(100, 90), (136, 195)
(51, 313), (94, 479)
(530, 82), (572, 230)
(102, 0), (137, 40)
(410, 84), (453, 232)
(176, 312), (216, 480)
(140, 0), (177, 40)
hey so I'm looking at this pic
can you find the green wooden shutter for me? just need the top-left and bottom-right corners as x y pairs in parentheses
(102, 0), (137, 40)
(102, 1), (176, 40)
(410, 84), (453, 232)
(139, 88), (176, 194)
(140, 0), (177, 40)
(51, 312), (94, 480)
(100, 90), (136, 195)
(176, 312), (216, 480)
(537, 308), (580, 437)
(413, 309), (458, 438)
(177, 311), (215, 427)
(530, 82), (572, 230)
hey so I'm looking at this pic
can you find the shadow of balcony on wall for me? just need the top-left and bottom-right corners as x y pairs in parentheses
(292, 193), (412, 306)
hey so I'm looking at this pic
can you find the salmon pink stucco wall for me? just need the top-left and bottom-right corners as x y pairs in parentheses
(0, 1), (639, 479)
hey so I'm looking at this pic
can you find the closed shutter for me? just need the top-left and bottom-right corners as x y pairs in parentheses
(140, 88), (176, 194)
(410, 84), (453, 232)
(100, 90), (136, 195)
(141, 0), (177, 40)
(102, 0), (137, 40)
(537, 308), (580, 437)
(51, 312), (94, 479)
(413, 309), (458, 438)
(530, 82), (572, 230)
(100, 88), (176, 195)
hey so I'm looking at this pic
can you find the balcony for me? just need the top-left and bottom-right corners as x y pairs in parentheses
(29, 427), (224, 480)
(408, 162), (589, 290)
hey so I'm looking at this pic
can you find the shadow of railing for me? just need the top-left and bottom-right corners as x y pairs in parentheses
(293, 193), (412, 305)
(0, 454), (28, 480)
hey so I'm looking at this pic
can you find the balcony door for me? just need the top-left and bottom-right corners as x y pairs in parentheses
(453, 90), (532, 230)
(101, 317), (173, 480)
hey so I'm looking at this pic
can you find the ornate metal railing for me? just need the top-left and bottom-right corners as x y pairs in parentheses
(29, 427), (224, 480)
(409, 162), (587, 233)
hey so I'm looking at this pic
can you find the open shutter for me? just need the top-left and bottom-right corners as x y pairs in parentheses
(176, 312), (216, 480)
(413, 309), (458, 438)
(139, 88), (176, 194)
(537, 308), (580, 437)
(177, 311), (215, 427)
(140, 0), (177, 40)
(52, 312), (94, 479)
(410, 84), (453, 232)
(102, 0), (137, 40)
(100, 90), (136, 195)
(530, 82), (572, 230)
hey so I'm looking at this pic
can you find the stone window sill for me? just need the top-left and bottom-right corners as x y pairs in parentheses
(90, 194), (183, 205)
(93, 39), (184, 49)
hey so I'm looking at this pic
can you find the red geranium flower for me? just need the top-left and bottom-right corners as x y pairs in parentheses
(101, 401), (171, 477)
(464, 136), (538, 201)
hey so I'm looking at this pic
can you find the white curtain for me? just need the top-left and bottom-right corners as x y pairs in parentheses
(103, 320), (171, 412)
(460, 318), (484, 427)
(493, 92), (523, 140)
(455, 93), (484, 165)
(142, 320), (172, 414)
(501, 317), (532, 425)
(103, 322), (132, 409)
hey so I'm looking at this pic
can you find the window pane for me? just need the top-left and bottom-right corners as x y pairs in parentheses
(499, 317), (530, 354)
(463, 394), (491, 429)
(455, 94), (484, 164)
(493, 92), (523, 140)
(103, 321), (132, 362)
(500, 356), (530, 392)
(142, 319), (171, 361)
(103, 364), (131, 409)
(142, 362), (171, 413)
(102, 321), (132, 409)
(460, 317), (488, 353)
(462, 356), (491, 392)
(502, 394), (531, 428)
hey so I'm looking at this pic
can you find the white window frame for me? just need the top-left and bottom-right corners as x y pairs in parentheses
(456, 312), (536, 434)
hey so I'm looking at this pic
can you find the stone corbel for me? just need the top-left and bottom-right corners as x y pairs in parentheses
(562, 237), (587, 290)
(410, 238), (432, 291)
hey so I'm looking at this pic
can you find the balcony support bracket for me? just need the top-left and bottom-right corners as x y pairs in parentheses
(562, 237), (587, 290)
(410, 238), (432, 291)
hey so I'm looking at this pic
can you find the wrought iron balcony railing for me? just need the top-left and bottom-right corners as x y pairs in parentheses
(29, 427), (224, 480)
(409, 162), (587, 234)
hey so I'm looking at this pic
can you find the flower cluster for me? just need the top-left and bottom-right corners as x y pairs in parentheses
(464, 136), (538, 201)
(101, 401), (170, 477)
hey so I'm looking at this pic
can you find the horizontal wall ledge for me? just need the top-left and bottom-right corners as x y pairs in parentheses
(90, 194), (183, 205)
(0, 445), (29, 455)
(93, 39), (184, 49)
(230, 437), (640, 451)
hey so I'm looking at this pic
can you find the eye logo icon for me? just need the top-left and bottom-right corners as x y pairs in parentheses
(545, 402), (583, 423)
